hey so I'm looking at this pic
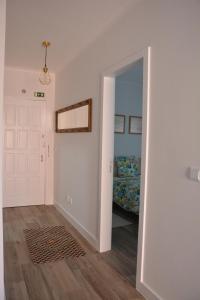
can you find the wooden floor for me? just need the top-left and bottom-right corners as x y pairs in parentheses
(3, 205), (143, 300)
(105, 216), (139, 286)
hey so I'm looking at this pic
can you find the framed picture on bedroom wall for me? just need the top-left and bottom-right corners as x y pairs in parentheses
(129, 116), (142, 134)
(114, 115), (125, 134)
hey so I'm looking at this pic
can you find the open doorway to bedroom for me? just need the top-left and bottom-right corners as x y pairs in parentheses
(111, 59), (143, 286)
(99, 47), (150, 293)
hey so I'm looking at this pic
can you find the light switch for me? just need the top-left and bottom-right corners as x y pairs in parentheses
(189, 167), (200, 182)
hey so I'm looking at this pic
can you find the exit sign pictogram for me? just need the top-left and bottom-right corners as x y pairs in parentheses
(34, 92), (45, 97)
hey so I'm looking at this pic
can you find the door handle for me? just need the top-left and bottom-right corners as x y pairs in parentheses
(41, 154), (44, 162)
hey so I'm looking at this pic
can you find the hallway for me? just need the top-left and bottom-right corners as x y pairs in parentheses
(3, 205), (143, 300)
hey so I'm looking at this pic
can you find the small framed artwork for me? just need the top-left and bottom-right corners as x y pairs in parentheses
(114, 115), (125, 134)
(129, 116), (142, 134)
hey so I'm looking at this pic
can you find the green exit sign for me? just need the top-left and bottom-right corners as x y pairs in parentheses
(34, 92), (45, 97)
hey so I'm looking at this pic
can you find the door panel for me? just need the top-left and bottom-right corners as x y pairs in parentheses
(15, 178), (27, 197)
(29, 107), (41, 127)
(28, 131), (40, 149)
(29, 178), (43, 204)
(5, 105), (16, 126)
(29, 154), (40, 174)
(5, 130), (15, 149)
(17, 130), (28, 149)
(15, 153), (27, 173)
(5, 153), (15, 174)
(5, 179), (15, 196)
(17, 106), (28, 126)
(3, 99), (46, 207)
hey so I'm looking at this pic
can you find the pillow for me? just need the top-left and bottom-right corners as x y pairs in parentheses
(130, 161), (140, 175)
(116, 158), (132, 169)
(118, 165), (137, 177)
(115, 156), (140, 177)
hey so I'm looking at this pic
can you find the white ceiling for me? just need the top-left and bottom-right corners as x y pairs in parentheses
(5, 0), (140, 72)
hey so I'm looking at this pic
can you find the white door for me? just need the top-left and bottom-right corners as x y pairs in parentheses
(3, 98), (46, 207)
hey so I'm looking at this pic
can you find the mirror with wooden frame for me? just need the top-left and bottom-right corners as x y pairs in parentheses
(55, 99), (92, 133)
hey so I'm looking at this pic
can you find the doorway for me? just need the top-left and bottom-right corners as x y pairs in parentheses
(111, 59), (143, 285)
(98, 47), (151, 291)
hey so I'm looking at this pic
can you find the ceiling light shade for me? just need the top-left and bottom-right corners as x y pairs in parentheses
(39, 41), (51, 85)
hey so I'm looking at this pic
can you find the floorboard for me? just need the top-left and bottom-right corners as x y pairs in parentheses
(3, 205), (143, 300)
(103, 210), (139, 287)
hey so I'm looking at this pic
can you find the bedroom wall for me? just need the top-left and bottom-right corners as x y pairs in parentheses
(114, 61), (143, 157)
(54, 1), (200, 299)
(0, 0), (6, 297)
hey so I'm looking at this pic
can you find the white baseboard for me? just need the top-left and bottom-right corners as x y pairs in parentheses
(55, 202), (98, 250)
(137, 280), (163, 300)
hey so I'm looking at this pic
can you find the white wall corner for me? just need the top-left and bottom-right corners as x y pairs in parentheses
(55, 202), (98, 250)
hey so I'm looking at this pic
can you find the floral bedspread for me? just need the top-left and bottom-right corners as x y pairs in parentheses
(113, 176), (140, 215)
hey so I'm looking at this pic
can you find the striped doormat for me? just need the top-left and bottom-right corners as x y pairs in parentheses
(24, 225), (86, 264)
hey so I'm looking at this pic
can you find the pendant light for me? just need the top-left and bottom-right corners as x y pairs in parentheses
(39, 41), (51, 85)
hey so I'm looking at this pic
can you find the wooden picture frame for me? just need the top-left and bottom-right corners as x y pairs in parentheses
(129, 116), (142, 134)
(55, 99), (92, 133)
(114, 115), (125, 134)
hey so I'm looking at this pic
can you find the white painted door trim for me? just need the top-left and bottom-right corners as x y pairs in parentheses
(98, 47), (152, 297)
(0, 0), (6, 297)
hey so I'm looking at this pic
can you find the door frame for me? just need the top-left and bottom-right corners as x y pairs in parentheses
(98, 47), (151, 290)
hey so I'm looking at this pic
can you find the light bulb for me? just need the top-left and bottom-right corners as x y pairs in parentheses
(39, 69), (51, 85)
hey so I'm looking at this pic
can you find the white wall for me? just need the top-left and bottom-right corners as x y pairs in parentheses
(4, 68), (55, 205)
(114, 66), (143, 157)
(0, 0), (6, 298)
(55, 1), (200, 299)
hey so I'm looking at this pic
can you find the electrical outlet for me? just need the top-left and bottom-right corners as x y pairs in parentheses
(66, 195), (72, 207)
(66, 195), (70, 207)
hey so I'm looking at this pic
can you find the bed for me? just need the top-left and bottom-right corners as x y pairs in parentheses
(113, 156), (141, 215)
